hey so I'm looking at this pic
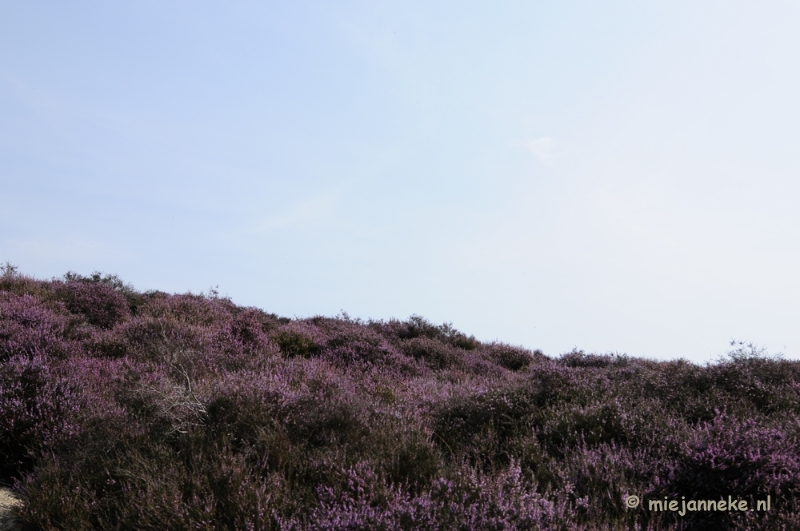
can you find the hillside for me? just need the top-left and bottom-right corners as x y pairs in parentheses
(1, 267), (799, 530)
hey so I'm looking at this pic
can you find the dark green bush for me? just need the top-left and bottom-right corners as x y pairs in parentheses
(273, 331), (321, 359)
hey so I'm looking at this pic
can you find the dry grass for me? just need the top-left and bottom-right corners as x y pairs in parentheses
(0, 488), (21, 531)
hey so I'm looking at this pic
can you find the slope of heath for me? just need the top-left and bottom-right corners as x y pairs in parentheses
(2, 268), (800, 530)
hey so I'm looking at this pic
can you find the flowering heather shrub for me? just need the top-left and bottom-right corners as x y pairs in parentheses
(270, 318), (420, 375)
(135, 290), (241, 326)
(401, 336), (464, 370)
(302, 461), (574, 531)
(229, 308), (278, 348)
(666, 414), (800, 529)
(2, 267), (800, 530)
(0, 293), (78, 360)
(369, 315), (479, 350)
(0, 353), (81, 476)
(561, 350), (619, 368)
(54, 278), (130, 329)
(117, 315), (212, 361)
(480, 343), (538, 372)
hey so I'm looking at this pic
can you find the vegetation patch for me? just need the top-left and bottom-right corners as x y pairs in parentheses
(1, 266), (799, 530)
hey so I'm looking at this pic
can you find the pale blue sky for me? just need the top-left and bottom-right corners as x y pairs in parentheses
(3, 1), (800, 363)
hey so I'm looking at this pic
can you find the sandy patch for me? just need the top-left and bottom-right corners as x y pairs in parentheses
(0, 488), (21, 531)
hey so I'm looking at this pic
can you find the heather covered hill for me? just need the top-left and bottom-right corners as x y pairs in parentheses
(1, 267), (799, 530)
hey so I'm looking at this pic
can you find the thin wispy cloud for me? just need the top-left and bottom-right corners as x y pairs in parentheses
(253, 194), (340, 232)
(521, 136), (563, 165)
(4, 235), (132, 263)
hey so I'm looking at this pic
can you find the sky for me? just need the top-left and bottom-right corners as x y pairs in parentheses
(2, 1), (800, 364)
